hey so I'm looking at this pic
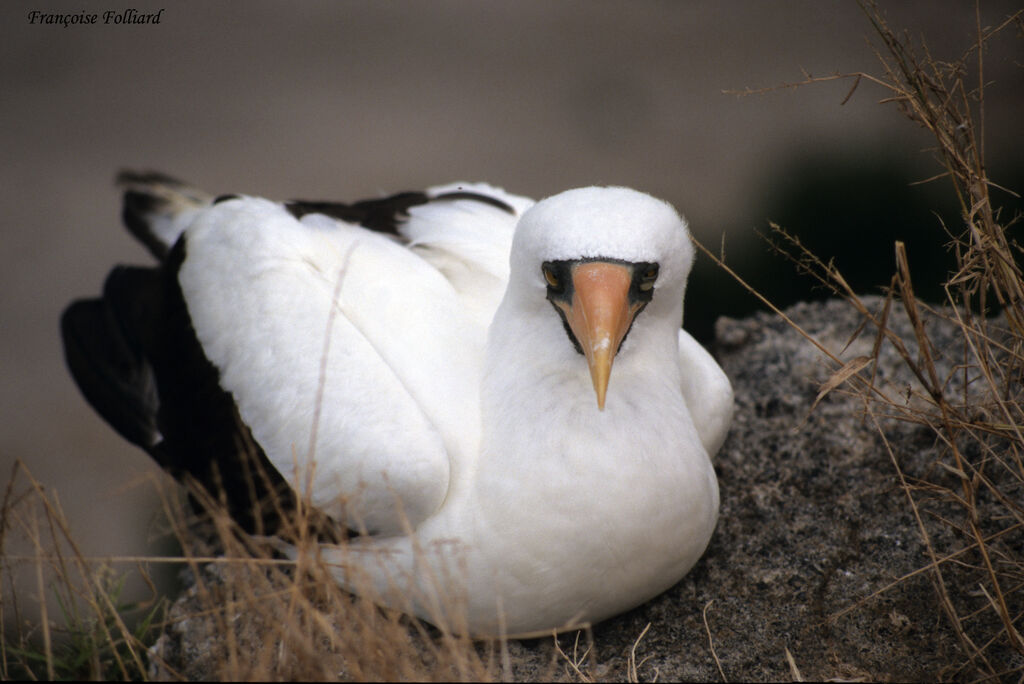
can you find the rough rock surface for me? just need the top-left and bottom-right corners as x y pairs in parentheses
(148, 297), (1021, 681)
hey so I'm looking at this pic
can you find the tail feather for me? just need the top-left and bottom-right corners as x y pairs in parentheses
(116, 170), (213, 260)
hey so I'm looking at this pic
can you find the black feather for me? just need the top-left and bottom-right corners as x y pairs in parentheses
(285, 188), (515, 236)
(285, 191), (430, 235)
(62, 236), (342, 541)
(61, 283), (161, 450)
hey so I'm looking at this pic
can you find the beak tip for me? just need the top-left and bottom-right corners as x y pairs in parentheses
(590, 355), (611, 412)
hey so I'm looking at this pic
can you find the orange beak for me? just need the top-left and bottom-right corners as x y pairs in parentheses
(559, 262), (641, 410)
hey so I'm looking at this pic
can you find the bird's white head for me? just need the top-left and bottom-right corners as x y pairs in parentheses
(507, 187), (694, 409)
(510, 187), (693, 289)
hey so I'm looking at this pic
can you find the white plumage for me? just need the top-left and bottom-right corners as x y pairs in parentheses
(71, 178), (733, 637)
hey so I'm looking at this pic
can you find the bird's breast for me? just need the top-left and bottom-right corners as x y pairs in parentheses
(468, 387), (718, 595)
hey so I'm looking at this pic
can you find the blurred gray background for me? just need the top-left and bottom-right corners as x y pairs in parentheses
(3, 1), (1022, 611)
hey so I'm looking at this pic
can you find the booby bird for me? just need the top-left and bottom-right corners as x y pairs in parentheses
(62, 171), (733, 637)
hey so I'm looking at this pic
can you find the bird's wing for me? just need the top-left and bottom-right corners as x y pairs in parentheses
(175, 188), (524, 536)
(678, 328), (734, 456)
(399, 182), (534, 328)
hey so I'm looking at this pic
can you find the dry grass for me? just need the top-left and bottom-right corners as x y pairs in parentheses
(1, 461), (164, 680)
(3, 458), (618, 681)
(1, 459), (533, 681)
(718, 1), (1024, 677)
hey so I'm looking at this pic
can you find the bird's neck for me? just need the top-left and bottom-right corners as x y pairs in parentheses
(476, 295), (690, 481)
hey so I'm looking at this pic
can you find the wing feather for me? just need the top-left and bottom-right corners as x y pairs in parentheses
(400, 183), (533, 327)
(179, 198), (477, 534)
(678, 329), (734, 456)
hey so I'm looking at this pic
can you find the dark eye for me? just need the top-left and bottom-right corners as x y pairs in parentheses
(639, 264), (659, 291)
(542, 264), (560, 288)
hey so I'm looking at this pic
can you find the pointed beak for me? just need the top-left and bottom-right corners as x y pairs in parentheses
(562, 262), (638, 410)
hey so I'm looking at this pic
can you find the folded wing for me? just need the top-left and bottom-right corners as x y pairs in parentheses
(180, 198), (462, 534)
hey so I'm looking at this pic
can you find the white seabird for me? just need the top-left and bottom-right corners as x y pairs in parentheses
(61, 172), (733, 637)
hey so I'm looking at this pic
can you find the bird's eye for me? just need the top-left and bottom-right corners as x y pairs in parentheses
(542, 265), (560, 288)
(639, 264), (659, 291)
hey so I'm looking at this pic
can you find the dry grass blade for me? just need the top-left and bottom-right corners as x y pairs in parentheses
(626, 622), (653, 683)
(553, 630), (595, 682)
(784, 646), (803, 682)
(702, 599), (726, 683)
(810, 355), (873, 413)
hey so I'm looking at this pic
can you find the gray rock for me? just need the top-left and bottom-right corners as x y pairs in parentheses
(148, 297), (1022, 681)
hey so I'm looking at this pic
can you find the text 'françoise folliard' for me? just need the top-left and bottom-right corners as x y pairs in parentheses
(27, 9), (165, 27)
